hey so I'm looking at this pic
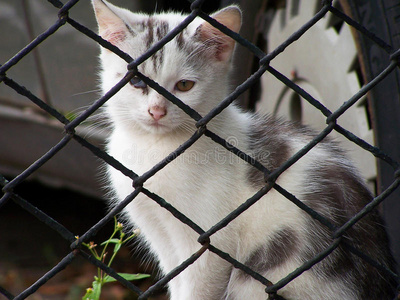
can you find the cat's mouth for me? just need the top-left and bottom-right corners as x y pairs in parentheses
(150, 121), (166, 128)
(145, 119), (172, 133)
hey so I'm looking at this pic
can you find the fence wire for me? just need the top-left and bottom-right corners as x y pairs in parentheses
(1, 0), (400, 299)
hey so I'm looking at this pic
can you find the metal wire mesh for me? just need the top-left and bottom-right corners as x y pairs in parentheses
(1, 0), (400, 299)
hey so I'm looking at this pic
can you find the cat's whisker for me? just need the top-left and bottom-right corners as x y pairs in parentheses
(70, 88), (102, 98)
(153, 1), (158, 13)
(186, 44), (209, 61)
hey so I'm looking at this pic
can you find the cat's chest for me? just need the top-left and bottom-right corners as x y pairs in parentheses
(106, 129), (250, 210)
(107, 130), (206, 194)
(108, 130), (193, 172)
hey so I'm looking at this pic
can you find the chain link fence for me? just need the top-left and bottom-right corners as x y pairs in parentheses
(1, 0), (400, 299)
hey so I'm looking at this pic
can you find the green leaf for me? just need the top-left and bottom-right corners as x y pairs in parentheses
(82, 280), (102, 300)
(103, 273), (151, 283)
(120, 273), (151, 281)
(100, 239), (120, 246)
(113, 243), (122, 253)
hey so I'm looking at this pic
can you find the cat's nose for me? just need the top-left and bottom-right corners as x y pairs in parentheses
(148, 106), (167, 121)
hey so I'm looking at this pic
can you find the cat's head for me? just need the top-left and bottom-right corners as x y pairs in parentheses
(92, 0), (241, 135)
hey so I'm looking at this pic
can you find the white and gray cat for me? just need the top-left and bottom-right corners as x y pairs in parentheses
(92, 0), (396, 299)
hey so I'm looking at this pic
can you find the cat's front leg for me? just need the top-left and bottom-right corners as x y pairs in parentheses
(167, 251), (232, 300)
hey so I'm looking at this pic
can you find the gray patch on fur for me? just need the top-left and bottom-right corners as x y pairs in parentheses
(145, 17), (154, 49)
(243, 228), (299, 275)
(124, 21), (137, 38)
(245, 115), (396, 297)
(246, 115), (293, 187)
(134, 18), (171, 75)
(152, 20), (169, 71)
(176, 31), (185, 50)
(300, 162), (397, 298)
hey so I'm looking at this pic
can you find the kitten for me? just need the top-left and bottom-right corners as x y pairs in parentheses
(92, 0), (397, 299)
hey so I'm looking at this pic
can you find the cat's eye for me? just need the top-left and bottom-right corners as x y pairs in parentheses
(130, 76), (147, 89)
(175, 80), (195, 92)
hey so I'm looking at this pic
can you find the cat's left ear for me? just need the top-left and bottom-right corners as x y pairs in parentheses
(92, 0), (130, 47)
(196, 6), (242, 62)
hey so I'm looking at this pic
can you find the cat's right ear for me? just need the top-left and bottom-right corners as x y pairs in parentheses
(195, 6), (242, 62)
(92, 0), (129, 47)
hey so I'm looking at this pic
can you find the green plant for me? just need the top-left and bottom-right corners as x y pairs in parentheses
(81, 218), (149, 300)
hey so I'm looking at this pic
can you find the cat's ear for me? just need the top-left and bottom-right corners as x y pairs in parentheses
(92, 0), (130, 47)
(196, 6), (242, 62)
